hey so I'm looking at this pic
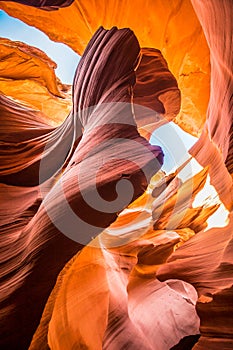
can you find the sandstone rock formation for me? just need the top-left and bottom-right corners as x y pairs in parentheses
(0, 26), (164, 349)
(0, 0), (210, 137)
(0, 37), (72, 125)
(0, 0), (232, 349)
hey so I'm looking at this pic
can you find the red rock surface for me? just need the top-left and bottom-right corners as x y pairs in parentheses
(0, 0), (210, 137)
(133, 48), (181, 138)
(0, 26), (164, 349)
(157, 1), (233, 349)
(0, 1), (232, 349)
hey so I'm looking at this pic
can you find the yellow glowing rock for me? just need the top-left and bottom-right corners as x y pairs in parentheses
(0, 0), (210, 135)
(0, 37), (72, 125)
(30, 246), (109, 350)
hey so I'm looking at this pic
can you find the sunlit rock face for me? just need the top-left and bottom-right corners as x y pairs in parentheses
(0, 37), (72, 125)
(0, 0), (210, 137)
(29, 167), (215, 350)
(0, 26), (164, 349)
(157, 1), (233, 349)
(0, 0), (232, 350)
(189, 0), (233, 207)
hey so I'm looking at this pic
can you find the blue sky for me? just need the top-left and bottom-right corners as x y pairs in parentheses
(0, 9), (197, 172)
(151, 122), (197, 173)
(0, 10), (79, 83)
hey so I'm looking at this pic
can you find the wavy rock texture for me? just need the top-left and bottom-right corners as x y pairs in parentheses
(189, 0), (233, 187)
(0, 0), (210, 137)
(157, 213), (233, 349)
(0, 93), (75, 186)
(134, 48), (181, 139)
(31, 241), (200, 350)
(0, 0), (233, 349)
(0, 27), (164, 349)
(2, 0), (74, 10)
(157, 1), (233, 349)
(0, 37), (72, 125)
(29, 166), (218, 350)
